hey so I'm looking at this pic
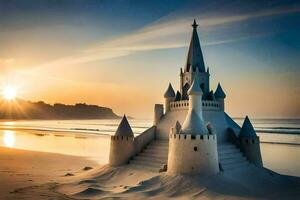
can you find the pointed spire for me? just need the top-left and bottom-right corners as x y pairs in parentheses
(164, 83), (175, 98)
(239, 116), (257, 138)
(192, 19), (198, 29)
(214, 83), (226, 99)
(184, 19), (205, 73)
(188, 75), (203, 95)
(115, 115), (134, 137)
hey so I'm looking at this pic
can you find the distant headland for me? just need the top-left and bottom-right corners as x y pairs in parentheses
(0, 98), (120, 120)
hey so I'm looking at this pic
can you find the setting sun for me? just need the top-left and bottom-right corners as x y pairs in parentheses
(3, 86), (17, 100)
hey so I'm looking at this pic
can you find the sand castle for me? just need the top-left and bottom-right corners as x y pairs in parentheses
(53, 19), (300, 200)
(109, 20), (263, 175)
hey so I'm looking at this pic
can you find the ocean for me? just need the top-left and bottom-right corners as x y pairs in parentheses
(0, 118), (299, 176)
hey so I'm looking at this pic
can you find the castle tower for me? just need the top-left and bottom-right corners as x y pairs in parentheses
(154, 104), (164, 125)
(239, 116), (263, 167)
(167, 75), (219, 175)
(214, 83), (226, 111)
(109, 115), (135, 166)
(164, 83), (175, 113)
(180, 20), (210, 97)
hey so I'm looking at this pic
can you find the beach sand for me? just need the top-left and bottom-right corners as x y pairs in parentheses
(0, 146), (98, 200)
(1, 145), (300, 200)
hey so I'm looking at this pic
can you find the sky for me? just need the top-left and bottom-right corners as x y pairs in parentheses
(0, 0), (299, 119)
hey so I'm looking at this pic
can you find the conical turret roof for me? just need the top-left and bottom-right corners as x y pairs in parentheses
(214, 83), (226, 99)
(115, 115), (134, 137)
(175, 91), (181, 101)
(239, 116), (257, 138)
(181, 110), (208, 135)
(184, 19), (206, 73)
(188, 75), (203, 95)
(164, 83), (175, 98)
(208, 90), (216, 101)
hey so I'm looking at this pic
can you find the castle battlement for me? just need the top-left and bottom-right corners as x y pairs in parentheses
(169, 100), (221, 111)
(167, 132), (219, 175)
(241, 137), (258, 145)
(111, 135), (134, 141)
(169, 133), (216, 141)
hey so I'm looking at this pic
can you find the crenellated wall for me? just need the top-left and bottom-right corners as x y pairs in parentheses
(167, 133), (219, 175)
(169, 100), (221, 111)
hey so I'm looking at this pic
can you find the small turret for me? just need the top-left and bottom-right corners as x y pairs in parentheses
(214, 83), (226, 111)
(239, 116), (263, 167)
(154, 104), (164, 125)
(214, 83), (226, 99)
(164, 83), (175, 98)
(109, 115), (135, 166)
(164, 83), (175, 112)
(208, 90), (216, 101)
(175, 91), (181, 101)
(181, 76), (208, 135)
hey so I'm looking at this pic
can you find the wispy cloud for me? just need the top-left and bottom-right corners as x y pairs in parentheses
(36, 4), (300, 69)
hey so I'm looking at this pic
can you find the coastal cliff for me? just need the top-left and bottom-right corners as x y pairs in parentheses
(0, 99), (119, 120)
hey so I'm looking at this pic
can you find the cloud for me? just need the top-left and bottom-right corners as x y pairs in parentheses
(35, 4), (300, 69)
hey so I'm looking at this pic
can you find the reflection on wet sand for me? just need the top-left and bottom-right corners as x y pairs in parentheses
(0, 129), (110, 164)
(1, 128), (300, 177)
(3, 130), (15, 148)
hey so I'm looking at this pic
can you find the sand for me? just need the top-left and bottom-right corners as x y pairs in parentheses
(0, 146), (98, 200)
(2, 145), (300, 200)
(54, 165), (300, 200)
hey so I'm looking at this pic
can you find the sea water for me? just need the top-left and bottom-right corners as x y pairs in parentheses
(0, 118), (299, 177)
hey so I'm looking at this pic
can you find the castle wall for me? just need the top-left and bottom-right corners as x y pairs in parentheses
(240, 137), (263, 167)
(167, 134), (219, 175)
(109, 136), (134, 166)
(156, 109), (230, 143)
(133, 126), (156, 155)
(170, 100), (221, 111)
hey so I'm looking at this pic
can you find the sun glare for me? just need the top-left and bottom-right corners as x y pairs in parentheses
(3, 130), (15, 148)
(3, 86), (17, 100)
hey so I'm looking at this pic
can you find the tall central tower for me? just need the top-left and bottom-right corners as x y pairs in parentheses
(180, 20), (210, 99)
